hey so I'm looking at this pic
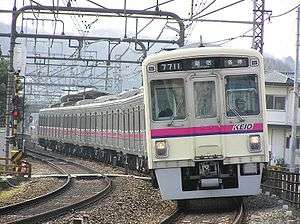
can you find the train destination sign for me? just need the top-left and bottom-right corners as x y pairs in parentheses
(157, 57), (249, 72)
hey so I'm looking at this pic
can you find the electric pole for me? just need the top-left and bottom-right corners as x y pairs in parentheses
(252, 0), (266, 54)
(289, 8), (300, 172)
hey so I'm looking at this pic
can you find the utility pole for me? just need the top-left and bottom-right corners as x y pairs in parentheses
(5, 0), (17, 173)
(289, 8), (300, 172)
(252, 0), (265, 53)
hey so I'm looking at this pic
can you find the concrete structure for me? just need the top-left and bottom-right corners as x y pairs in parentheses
(265, 71), (300, 166)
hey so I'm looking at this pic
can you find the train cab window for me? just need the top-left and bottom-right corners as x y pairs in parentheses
(194, 81), (217, 118)
(225, 74), (260, 117)
(151, 79), (186, 121)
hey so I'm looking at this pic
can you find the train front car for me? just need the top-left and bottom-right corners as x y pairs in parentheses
(142, 47), (268, 200)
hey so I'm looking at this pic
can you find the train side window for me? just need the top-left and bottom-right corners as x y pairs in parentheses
(86, 113), (91, 130)
(137, 106), (141, 133)
(92, 113), (96, 130)
(117, 110), (120, 133)
(66, 115), (69, 129)
(68, 115), (71, 129)
(120, 110), (124, 133)
(140, 107), (145, 131)
(103, 111), (107, 132)
(69, 115), (72, 129)
(73, 114), (76, 129)
(100, 112), (103, 131)
(78, 115), (80, 129)
(132, 107), (136, 133)
(80, 114), (84, 130)
(90, 113), (92, 130)
(127, 109), (130, 132)
(73, 115), (75, 129)
(110, 110), (113, 133)
(106, 111), (109, 131)
(113, 111), (116, 133)
(66, 115), (68, 129)
(124, 110), (128, 132)
(83, 113), (86, 130)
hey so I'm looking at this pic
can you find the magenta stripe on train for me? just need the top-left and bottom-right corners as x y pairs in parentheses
(151, 123), (264, 138)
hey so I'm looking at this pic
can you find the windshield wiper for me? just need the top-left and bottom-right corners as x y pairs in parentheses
(168, 114), (176, 127)
(226, 104), (245, 122)
(167, 97), (184, 127)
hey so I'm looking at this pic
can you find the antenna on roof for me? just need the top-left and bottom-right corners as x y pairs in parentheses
(199, 35), (205, 48)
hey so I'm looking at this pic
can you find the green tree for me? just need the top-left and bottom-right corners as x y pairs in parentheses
(0, 57), (8, 127)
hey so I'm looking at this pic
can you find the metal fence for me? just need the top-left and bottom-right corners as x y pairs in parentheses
(261, 168), (300, 207)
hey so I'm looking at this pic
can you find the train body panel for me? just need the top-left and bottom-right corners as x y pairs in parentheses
(142, 47), (268, 199)
(38, 47), (268, 200)
(155, 163), (263, 200)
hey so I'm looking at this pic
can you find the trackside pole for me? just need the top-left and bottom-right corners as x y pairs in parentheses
(289, 8), (300, 172)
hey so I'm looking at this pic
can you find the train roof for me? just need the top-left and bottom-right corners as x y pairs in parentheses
(39, 88), (143, 113)
(142, 47), (263, 66)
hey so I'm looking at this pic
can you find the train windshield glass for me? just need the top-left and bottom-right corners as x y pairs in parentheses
(225, 74), (260, 116)
(194, 81), (217, 118)
(151, 79), (186, 121)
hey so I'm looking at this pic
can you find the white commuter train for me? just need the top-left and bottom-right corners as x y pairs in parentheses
(38, 47), (268, 200)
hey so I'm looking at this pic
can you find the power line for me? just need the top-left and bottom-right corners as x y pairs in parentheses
(191, 0), (217, 19)
(271, 2), (300, 18)
(193, 0), (246, 20)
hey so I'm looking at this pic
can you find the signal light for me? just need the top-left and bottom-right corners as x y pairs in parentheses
(12, 111), (20, 119)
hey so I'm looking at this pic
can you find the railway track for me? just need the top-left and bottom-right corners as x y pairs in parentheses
(0, 150), (113, 224)
(160, 198), (245, 224)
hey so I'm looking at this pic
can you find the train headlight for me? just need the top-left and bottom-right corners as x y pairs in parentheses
(155, 140), (168, 158)
(249, 135), (261, 152)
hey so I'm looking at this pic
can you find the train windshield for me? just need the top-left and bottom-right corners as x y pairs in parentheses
(194, 81), (217, 118)
(225, 74), (260, 117)
(151, 79), (186, 121)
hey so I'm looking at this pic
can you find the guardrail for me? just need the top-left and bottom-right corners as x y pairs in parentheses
(261, 168), (300, 208)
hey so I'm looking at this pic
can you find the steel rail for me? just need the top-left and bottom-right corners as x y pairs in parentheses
(232, 198), (245, 224)
(1, 150), (113, 224)
(0, 154), (71, 215)
(160, 198), (245, 224)
(159, 208), (183, 224)
(4, 177), (112, 224)
(27, 149), (97, 174)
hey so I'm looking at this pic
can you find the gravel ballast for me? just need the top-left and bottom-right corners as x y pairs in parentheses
(244, 193), (300, 224)
(0, 177), (65, 207)
(48, 177), (176, 224)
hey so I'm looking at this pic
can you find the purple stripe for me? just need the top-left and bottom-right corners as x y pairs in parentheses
(151, 123), (263, 139)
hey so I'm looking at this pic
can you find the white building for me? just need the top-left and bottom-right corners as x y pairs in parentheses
(265, 71), (300, 165)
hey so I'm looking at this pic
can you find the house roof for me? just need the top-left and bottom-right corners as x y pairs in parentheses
(265, 70), (293, 86)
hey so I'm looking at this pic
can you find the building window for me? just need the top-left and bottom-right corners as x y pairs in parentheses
(286, 136), (300, 149)
(266, 95), (286, 110)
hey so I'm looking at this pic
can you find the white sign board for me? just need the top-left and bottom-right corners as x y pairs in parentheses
(13, 41), (27, 75)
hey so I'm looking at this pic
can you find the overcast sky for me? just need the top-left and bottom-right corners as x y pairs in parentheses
(0, 0), (299, 60)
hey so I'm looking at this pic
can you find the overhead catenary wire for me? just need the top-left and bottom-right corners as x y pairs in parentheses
(271, 2), (300, 18)
(191, 0), (217, 19)
(192, 0), (246, 20)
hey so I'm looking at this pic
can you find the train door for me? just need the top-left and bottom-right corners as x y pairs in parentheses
(190, 75), (223, 160)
